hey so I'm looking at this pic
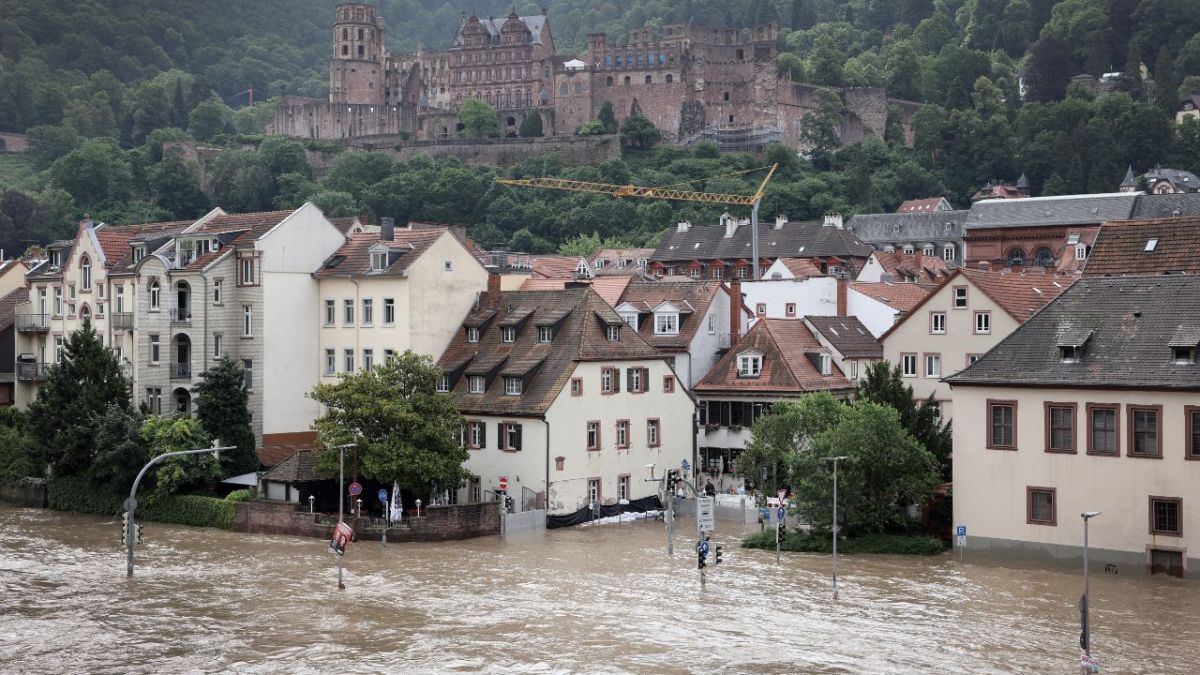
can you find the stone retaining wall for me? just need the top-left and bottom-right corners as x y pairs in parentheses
(232, 499), (500, 541)
(0, 480), (47, 508)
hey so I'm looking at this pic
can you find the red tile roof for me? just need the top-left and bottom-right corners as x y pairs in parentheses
(256, 443), (313, 468)
(1082, 215), (1200, 276)
(959, 268), (1073, 320)
(315, 229), (444, 277)
(0, 287), (26, 333)
(518, 276), (632, 306)
(94, 220), (192, 268)
(616, 280), (727, 351)
(530, 255), (586, 279)
(871, 250), (952, 283)
(695, 319), (854, 394)
(778, 257), (825, 279)
(898, 197), (951, 213)
(194, 210), (294, 235)
(849, 281), (936, 313)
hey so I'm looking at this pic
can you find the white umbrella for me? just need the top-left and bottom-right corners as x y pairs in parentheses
(389, 480), (403, 522)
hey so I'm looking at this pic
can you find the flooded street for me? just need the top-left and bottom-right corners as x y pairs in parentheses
(1, 505), (1198, 673)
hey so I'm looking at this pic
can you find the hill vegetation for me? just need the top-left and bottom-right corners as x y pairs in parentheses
(1, 0), (1199, 254)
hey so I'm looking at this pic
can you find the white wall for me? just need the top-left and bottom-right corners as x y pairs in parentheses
(683, 287), (746, 389)
(846, 288), (900, 338)
(741, 277), (837, 321)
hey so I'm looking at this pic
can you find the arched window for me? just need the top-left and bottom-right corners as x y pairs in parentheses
(666, 73), (673, 83)
(559, 82), (568, 96)
(342, 28), (348, 40)
(149, 280), (160, 310)
(645, 75), (652, 84)
(80, 304), (91, 322)
(1007, 248), (1026, 266)
(1033, 247), (1055, 267)
(80, 255), (91, 291)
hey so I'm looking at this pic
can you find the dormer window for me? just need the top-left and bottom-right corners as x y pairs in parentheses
(437, 375), (450, 392)
(819, 352), (832, 376)
(1075, 244), (1088, 260)
(132, 246), (145, 263)
(737, 351), (762, 377)
(537, 326), (552, 343)
(466, 327), (479, 343)
(903, 245), (915, 255)
(594, 259), (605, 269)
(923, 245), (935, 257)
(1058, 329), (1092, 364)
(501, 327), (516, 343)
(620, 312), (638, 329)
(371, 251), (388, 271)
(616, 258), (626, 269)
(468, 375), (485, 394)
(607, 325), (620, 341)
(1172, 346), (1195, 364)
(654, 312), (679, 335)
(503, 376), (522, 395)
(1060, 345), (1082, 363)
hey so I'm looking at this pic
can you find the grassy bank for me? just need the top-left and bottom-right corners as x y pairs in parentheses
(741, 529), (946, 555)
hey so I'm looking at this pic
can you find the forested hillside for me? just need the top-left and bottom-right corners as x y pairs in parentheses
(1, 0), (1199, 256)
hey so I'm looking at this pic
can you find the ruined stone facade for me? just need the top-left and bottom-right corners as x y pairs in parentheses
(269, 3), (915, 151)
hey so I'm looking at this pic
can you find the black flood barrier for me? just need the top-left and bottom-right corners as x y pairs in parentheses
(546, 495), (663, 529)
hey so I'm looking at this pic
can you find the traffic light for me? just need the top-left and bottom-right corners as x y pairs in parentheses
(715, 544), (724, 566)
(135, 524), (144, 545)
(121, 512), (129, 545)
(504, 496), (514, 513)
(697, 549), (706, 569)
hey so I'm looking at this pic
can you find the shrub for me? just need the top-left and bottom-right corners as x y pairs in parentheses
(139, 495), (235, 530)
(47, 476), (124, 515)
(741, 530), (945, 555)
(224, 488), (253, 502)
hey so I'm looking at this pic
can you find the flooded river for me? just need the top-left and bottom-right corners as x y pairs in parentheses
(1, 505), (1198, 673)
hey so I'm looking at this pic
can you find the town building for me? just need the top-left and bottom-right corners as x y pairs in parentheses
(845, 209), (968, 266)
(946, 274), (1200, 578)
(879, 268), (1071, 419)
(856, 250), (952, 284)
(693, 318), (855, 492)
(1082, 214), (1200, 277)
(518, 276), (631, 308)
(313, 219), (490, 384)
(897, 197), (953, 213)
(1119, 165), (1200, 194)
(969, 175), (1030, 202)
(847, 281), (936, 337)
(590, 248), (655, 276)
(649, 214), (873, 281)
(0, 288), (27, 405)
(962, 192), (1139, 268)
(1129, 192), (1200, 220)
(803, 315), (882, 385)
(612, 279), (749, 389)
(436, 286), (694, 514)
(1176, 94), (1200, 124)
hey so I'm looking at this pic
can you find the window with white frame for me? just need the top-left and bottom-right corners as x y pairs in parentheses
(618, 475), (629, 500)
(324, 299), (335, 326)
(974, 311), (991, 334)
(944, 245), (956, 261)
(437, 375), (450, 392)
(149, 335), (160, 363)
(242, 305), (253, 337)
(607, 325), (620, 341)
(930, 312), (946, 334)
(925, 353), (941, 377)
(501, 422), (521, 450)
(621, 312), (638, 329)
(647, 419), (660, 446)
(384, 298), (395, 324)
(212, 279), (222, 305)
(537, 326), (552, 343)
(384, 349), (395, 362)
(80, 255), (91, 290)
(468, 375), (485, 394)
(923, 245), (935, 256)
(363, 348), (374, 370)
(148, 282), (159, 311)
(737, 352), (762, 377)
(901, 353), (917, 377)
(325, 349), (336, 374)
(504, 376), (522, 395)
(501, 326), (516, 343)
(370, 251), (388, 271)
(953, 287), (967, 308)
(343, 348), (354, 372)
(239, 256), (255, 286)
(343, 299), (354, 325)
(362, 298), (373, 325)
(213, 333), (223, 358)
(114, 286), (124, 313)
(629, 367), (643, 392)
(615, 420), (629, 448)
(655, 312), (679, 335)
(819, 353), (831, 376)
(466, 326), (479, 343)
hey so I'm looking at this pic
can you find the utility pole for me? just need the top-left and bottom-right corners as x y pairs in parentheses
(126, 441), (233, 578)
(1080, 511), (1101, 673)
(825, 455), (848, 600)
(334, 442), (356, 590)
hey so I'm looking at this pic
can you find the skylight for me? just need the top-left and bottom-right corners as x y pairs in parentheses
(1145, 238), (1159, 252)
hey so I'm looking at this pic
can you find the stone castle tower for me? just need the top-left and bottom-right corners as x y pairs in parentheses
(330, 3), (387, 106)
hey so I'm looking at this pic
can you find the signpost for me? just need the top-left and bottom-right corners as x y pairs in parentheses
(775, 506), (785, 562)
(956, 525), (967, 567)
(329, 522), (353, 556)
(378, 488), (389, 546)
(348, 482), (363, 497)
(696, 496), (715, 533)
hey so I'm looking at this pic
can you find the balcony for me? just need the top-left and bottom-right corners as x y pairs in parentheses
(170, 307), (192, 325)
(110, 313), (134, 330)
(16, 314), (50, 333)
(16, 362), (49, 381)
(170, 362), (192, 381)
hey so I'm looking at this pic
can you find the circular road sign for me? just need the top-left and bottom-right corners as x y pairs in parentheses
(499, 476), (509, 490)
(348, 482), (363, 496)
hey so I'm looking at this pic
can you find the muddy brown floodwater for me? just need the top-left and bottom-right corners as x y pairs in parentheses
(1, 505), (1198, 673)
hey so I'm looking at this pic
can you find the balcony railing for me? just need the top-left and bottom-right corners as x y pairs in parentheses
(16, 314), (50, 332)
(16, 362), (49, 381)
(110, 313), (134, 330)
(171, 307), (192, 324)
(170, 362), (192, 380)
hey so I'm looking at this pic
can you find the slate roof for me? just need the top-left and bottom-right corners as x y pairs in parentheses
(453, 13), (546, 47)
(848, 281), (935, 314)
(964, 192), (1138, 229)
(438, 288), (663, 416)
(651, 221), (874, 263)
(1129, 193), (1200, 219)
(617, 280), (726, 351)
(518, 276), (632, 307)
(314, 229), (443, 277)
(1143, 166), (1200, 192)
(260, 449), (319, 483)
(845, 210), (968, 244)
(695, 319), (854, 395)
(898, 197), (952, 213)
(1082, 215), (1200, 277)
(947, 276), (1200, 390)
(804, 316), (883, 359)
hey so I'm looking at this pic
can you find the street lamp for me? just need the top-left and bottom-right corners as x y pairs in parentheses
(825, 455), (849, 600)
(332, 442), (356, 590)
(1080, 511), (1102, 671)
(126, 440), (234, 578)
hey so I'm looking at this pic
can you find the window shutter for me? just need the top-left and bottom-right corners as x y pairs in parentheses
(480, 422), (487, 448)
(497, 423), (505, 449)
(642, 368), (650, 392)
(612, 367), (620, 392)
(626, 367), (635, 392)
(514, 424), (522, 450)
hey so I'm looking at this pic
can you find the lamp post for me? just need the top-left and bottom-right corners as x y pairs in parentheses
(1080, 511), (1101, 672)
(126, 441), (233, 578)
(825, 455), (848, 600)
(333, 442), (356, 590)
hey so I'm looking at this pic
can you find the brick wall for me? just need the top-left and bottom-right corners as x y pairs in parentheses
(232, 499), (501, 541)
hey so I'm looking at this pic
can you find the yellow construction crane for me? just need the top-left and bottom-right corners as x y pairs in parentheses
(497, 163), (779, 279)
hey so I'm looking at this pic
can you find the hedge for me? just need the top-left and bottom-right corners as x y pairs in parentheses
(741, 530), (946, 556)
(47, 477), (234, 529)
(224, 488), (253, 502)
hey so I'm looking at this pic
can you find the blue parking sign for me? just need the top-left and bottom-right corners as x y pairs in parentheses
(956, 525), (967, 537)
(378, 488), (388, 503)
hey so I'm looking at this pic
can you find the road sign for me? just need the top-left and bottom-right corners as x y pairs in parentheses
(1080, 655), (1099, 672)
(700, 540), (710, 556)
(777, 488), (787, 503)
(776, 507), (785, 521)
(378, 488), (388, 503)
(696, 496), (715, 533)
(348, 482), (363, 496)
(499, 476), (508, 490)
(956, 535), (966, 547)
(956, 525), (967, 537)
(681, 459), (690, 471)
(329, 522), (353, 556)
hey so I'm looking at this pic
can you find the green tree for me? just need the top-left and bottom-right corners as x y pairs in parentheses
(48, 138), (133, 209)
(86, 404), (147, 492)
(576, 119), (607, 135)
(619, 113), (662, 151)
(809, 34), (846, 85)
(791, 401), (939, 535)
(63, 92), (118, 139)
(856, 361), (953, 480)
(324, 151), (394, 198)
(519, 111), (544, 137)
(309, 351), (467, 495)
(0, 414), (35, 482)
(141, 416), (220, 497)
(1024, 35), (1074, 102)
(194, 356), (257, 475)
(597, 101), (619, 133)
(310, 190), (358, 217)
(24, 125), (80, 170)
(27, 319), (131, 477)
(742, 394), (846, 496)
(187, 97), (235, 142)
(458, 98), (499, 138)
(147, 146), (211, 219)
(558, 231), (602, 257)
(801, 90), (843, 169)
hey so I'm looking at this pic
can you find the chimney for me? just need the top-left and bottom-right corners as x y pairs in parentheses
(677, 220), (691, 233)
(721, 212), (738, 238)
(774, 215), (788, 230)
(486, 271), (502, 308)
(913, 248), (924, 271)
(729, 278), (742, 347)
(836, 275), (848, 317)
(381, 216), (395, 241)
(823, 213), (843, 229)
(977, 261), (991, 272)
